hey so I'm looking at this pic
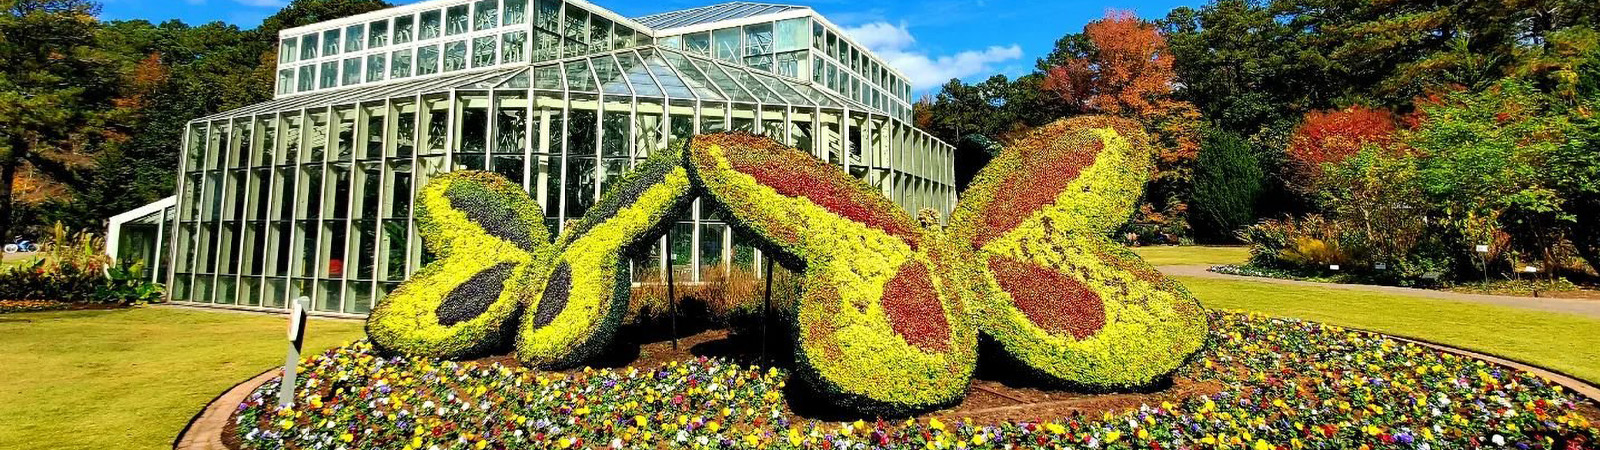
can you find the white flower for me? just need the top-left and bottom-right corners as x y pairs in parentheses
(1491, 434), (1505, 446)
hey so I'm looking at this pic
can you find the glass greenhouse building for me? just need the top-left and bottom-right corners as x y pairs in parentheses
(159, 0), (956, 315)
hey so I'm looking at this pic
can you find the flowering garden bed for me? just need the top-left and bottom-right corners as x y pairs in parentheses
(231, 312), (1598, 449)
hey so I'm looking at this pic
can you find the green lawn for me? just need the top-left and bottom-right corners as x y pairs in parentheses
(1131, 245), (1251, 267)
(1179, 276), (1600, 384)
(0, 306), (364, 450)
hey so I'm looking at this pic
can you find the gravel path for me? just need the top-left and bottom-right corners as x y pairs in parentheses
(1159, 265), (1600, 319)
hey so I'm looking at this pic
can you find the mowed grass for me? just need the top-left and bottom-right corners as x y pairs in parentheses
(1179, 276), (1600, 384)
(1131, 245), (1251, 267)
(0, 306), (365, 450)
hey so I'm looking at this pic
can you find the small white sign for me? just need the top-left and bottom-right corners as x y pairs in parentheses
(1524, 266), (1539, 273)
(287, 301), (306, 341)
(1476, 245), (1490, 253)
(1375, 263), (1387, 271)
(1329, 265), (1341, 271)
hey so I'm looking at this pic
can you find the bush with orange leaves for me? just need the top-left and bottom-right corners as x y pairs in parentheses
(1286, 106), (1402, 185)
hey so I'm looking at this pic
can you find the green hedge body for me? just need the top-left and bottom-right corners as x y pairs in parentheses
(686, 133), (978, 417)
(514, 146), (696, 369)
(366, 172), (551, 360)
(948, 116), (1208, 389)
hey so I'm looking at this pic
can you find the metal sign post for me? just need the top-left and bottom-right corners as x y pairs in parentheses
(278, 297), (310, 408)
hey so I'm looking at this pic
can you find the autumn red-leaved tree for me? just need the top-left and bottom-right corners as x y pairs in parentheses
(1043, 10), (1176, 117)
(1286, 106), (1400, 179)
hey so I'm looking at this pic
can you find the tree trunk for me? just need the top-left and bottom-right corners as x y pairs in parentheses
(0, 138), (21, 245)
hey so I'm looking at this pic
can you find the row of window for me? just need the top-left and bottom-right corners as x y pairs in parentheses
(653, 17), (912, 115)
(280, 0), (532, 65)
(278, 0), (651, 96)
(278, 31), (532, 95)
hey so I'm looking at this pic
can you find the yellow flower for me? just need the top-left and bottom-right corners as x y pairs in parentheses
(1254, 439), (1273, 450)
(929, 418), (945, 431)
(635, 415), (648, 427)
(853, 420), (868, 432)
(340, 432), (354, 443)
(744, 434), (760, 447)
(1045, 422), (1065, 435)
(707, 421), (722, 433)
(1137, 428), (1149, 440)
(1105, 431), (1122, 443)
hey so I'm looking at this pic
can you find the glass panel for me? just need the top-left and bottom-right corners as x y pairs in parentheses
(601, 158), (627, 198)
(564, 60), (596, 92)
(366, 54), (387, 82)
(443, 40), (468, 72)
(394, 104), (417, 158)
(601, 109), (628, 158)
(502, 31), (527, 64)
(394, 15), (415, 44)
(532, 66), (562, 89)
(345, 24), (364, 53)
(595, 56), (630, 96)
(474, 0), (498, 31)
(322, 29), (340, 56)
(614, 26), (634, 49)
(563, 5), (587, 57)
(616, 52), (662, 97)
(775, 18), (807, 52)
(420, 10), (442, 40)
(496, 96), (527, 153)
(301, 33), (320, 60)
(320, 61), (338, 89)
(298, 65), (315, 92)
(368, 19), (389, 48)
(342, 57), (362, 86)
(417, 45), (441, 76)
(459, 102), (488, 153)
(699, 222), (725, 279)
(685, 32), (710, 56)
(344, 282), (372, 314)
(588, 16), (612, 54)
(713, 28), (740, 62)
(744, 23), (773, 57)
(492, 155), (524, 185)
(446, 5), (470, 36)
(670, 223), (692, 280)
(277, 69), (295, 95)
(473, 36), (497, 68)
(503, 0), (527, 25)
(390, 49), (413, 79)
(280, 37), (298, 64)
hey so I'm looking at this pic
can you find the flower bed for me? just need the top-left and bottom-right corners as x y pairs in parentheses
(234, 312), (1598, 449)
(0, 299), (76, 314)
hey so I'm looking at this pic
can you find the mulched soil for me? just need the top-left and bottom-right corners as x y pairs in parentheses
(0, 300), (126, 315)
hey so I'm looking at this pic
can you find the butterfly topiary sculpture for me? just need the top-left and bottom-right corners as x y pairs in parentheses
(365, 116), (1208, 416)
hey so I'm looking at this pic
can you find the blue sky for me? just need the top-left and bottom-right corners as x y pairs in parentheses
(99, 0), (1198, 93)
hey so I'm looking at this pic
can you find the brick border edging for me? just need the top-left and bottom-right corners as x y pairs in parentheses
(174, 332), (1600, 450)
(173, 368), (280, 450)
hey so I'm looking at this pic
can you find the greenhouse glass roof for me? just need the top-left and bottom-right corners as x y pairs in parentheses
(199, 46), (867, 122)
(632, 2), (808, 30)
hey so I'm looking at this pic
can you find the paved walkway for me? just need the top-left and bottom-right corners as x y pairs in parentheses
(1159, 265), (1600, 319)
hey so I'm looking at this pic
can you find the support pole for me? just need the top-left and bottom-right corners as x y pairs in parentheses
(278, 297), (309, 408)
(762, 257), (774, 364)
(667, 229), (678, 351)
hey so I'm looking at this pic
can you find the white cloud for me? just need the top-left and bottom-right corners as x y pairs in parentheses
(841, 21), (1022, 91)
